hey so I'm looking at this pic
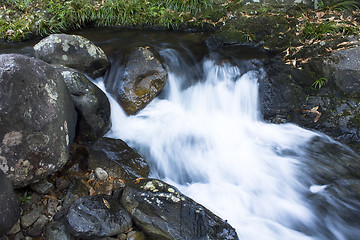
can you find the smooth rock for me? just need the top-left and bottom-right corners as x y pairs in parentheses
(0, 54), (77, 187)
(34, 34), (110, 79)
(121, 178), (239, 240)
(0, 170), (21, 235)
(30, 179), (54, 194)
(87, 137), (149, 181)
(65, 194), (132, 239)
(105, 46), (167, 115)
(46, 220), (75, 240)
(56, 66), (111, 143)
(95, 167), (109, 181)
(127, 231), (146, 240)
(20, 206), (44, 229)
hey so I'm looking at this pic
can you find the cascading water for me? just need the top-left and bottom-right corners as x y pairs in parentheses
(96, 44), (360, 240)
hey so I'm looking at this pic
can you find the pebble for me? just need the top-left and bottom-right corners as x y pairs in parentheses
(30, 180), (54, 194)
(20, 206), (44, 229)
(127, 231), (146, 240)
(95, 167), (108, 181)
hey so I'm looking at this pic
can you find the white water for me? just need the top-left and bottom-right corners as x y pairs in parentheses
(96, 49), (359, 240)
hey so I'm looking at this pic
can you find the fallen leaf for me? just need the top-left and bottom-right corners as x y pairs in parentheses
(103, 198), (110, 209)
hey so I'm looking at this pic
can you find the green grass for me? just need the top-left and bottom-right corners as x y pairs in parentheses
(0, 0), (221, 41)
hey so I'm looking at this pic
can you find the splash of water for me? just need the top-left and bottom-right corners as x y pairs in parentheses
(96, 48), (360, 240)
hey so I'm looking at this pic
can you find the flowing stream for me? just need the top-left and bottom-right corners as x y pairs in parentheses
(3, 30), (359, 240)
(95, 35), (360, 240)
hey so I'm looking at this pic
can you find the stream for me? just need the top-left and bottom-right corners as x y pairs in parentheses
(2, 29), (360, 240)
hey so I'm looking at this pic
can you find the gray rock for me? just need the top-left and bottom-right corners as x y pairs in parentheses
(121, 178), (239, 240)
(127, 231), (146, 240)
(95, 167), (109, 181)
(105, 46), (167, 115)
(0, 170), (20, 235)
(321, 46), (360, 98)
(65, 195), (132, 239)
(56, 66), (111, 143)
(6, 220), (20, 236)
(46, 220), (75, 240)
(34, 34), (110, 79)
(20, 206), (44, 229)
(30, 179), (54, 194)
(87, 137), (149, 181)
(0, 54), (77, 187)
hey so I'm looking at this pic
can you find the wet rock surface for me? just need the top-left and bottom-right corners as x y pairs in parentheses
(56, 66), (111, 143)
(105, 46), (167, 115)
(87, 137), (150, 181)
(121, 178), (239, 240)
(0, 54), (77, 187)
(65, 194), (132, 239)
(0, 170), (21, 236)
(34, 34), (110, 79)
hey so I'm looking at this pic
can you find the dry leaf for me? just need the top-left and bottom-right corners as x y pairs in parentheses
(103, 198), (110, 209)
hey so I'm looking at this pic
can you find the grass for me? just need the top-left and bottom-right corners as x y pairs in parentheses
(0, 0), (222, 41)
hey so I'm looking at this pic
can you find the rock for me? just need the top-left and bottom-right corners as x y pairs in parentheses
(316, 46), (360, 98)
(65, 195), (132, 239)
(0, 170), (21, 235)
(6, 220), (20, 236)
(34, 34), (110, 79)
(27, 215), (49, 237)
(105, 46), (167, 115)
(87, 137), (149, 181)
(121, 178), (239, 240)
(46, 220), (75, 240)
(20, 206), (44, 229)
(127, 231), (146, 240)
(30, 179), (54, 194)
(295, 95), (360, 144)
(56, 66), (111, 143)
(94, 167), (109, 181)
(261, 57), (307, 122)
(0, 54), (77, 187)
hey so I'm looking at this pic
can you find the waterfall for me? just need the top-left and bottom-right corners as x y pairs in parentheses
(96, 47), (360, 240)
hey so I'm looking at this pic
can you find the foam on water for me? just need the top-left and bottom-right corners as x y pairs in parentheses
(95, 49), (359, 240)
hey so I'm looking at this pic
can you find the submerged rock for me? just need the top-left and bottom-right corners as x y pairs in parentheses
(65, 194), (132, 239)
(34, 34), (110, 79)
(0, 54), (77, 187)
(56, 66), (111, 143)
(87, 137), (150, 181)
(121, 178), (239, 240)
(105, 46), (167, 115)
(0, 170), (20, 236)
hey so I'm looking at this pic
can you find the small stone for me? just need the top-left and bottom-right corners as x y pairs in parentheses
(117, 233), (127, 240)
(6, 219), (20, 235)
(95, 167), (108, 181)
(55, 177), (70, 191)
(30, 180), (54, 194)
(127, 231), (146, 240)
(20, 206), (44, 229)
(46, 220), (74, 240)
(13, 232), (24, 240)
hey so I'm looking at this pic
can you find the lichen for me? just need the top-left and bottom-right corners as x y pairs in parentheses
(2, 131), (23, 148)
(0, 156), (9, 173)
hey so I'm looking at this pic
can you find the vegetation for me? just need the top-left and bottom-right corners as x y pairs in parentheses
(311, 77), (328, 89)
(0, 0), (226, 41)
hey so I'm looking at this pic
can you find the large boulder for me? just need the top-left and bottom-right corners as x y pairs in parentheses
(105, 46), (167, 115)
(0, 54), (77, 187)
(313, 46), (360, 98)
(261, 57), (307, 123)
(56, 66), (111, 143)
(87, 137), (150, 182)
(0, 169), (21, 236)
(65, 194), (132, 239)
(34, 34), (110, 79)
(121, 178), (239, 240)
